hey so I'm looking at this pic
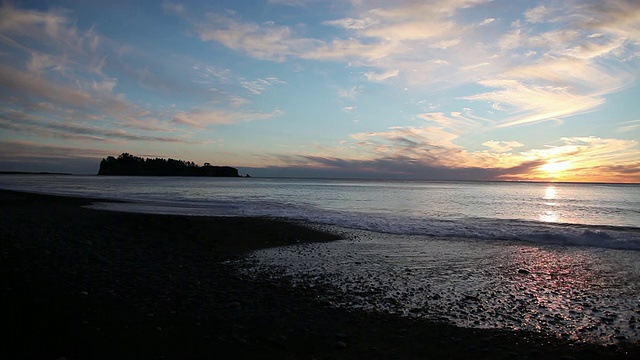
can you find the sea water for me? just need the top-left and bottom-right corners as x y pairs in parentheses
(2, 175), (639, 343)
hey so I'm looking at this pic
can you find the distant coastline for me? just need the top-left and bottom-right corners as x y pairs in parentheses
(98, 153), (242, 177)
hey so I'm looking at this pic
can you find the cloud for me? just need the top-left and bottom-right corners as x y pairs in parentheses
(196, 14), (319, 62)
(364, 69), (399, 82)
(582, 0), (640, 45)
(0, 139), (110, 171)
(0, 4), (76, 44)
(169, 0), (638, 124)
(0, 3), (103, 74)
(564, 37), (626, 59)
(281, 123), (640, 181)
(267, 0), (310, 6)
(0, 63), (172, 132)
(241, 77), (286, 95)
(161, 1), (184, 15)
(323, 17), (379, 30)
(338, 86), (361, 99)
(193, 64), (231, 83)
(0, 3), (291, 144)
(178, 1), (490, 82)
(482, 140), (525, 153)
(479, 18), (495, 26)
(465, 79), (606, 128)
(0, 108), (195, 143)
(255, 154), (544, 181)
(524, 5), (552, 23)
(172, 108), (283, 128)
(615, 119), (640, 133)
(0, 64), (93, 108)
(416, 111), (482, 132)
(516, 136), (640, 182)
(0, 3), (179, 135)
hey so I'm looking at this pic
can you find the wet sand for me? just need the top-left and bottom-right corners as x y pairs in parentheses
(1, 189), (637, 359)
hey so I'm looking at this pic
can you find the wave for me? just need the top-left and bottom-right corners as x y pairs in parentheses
(90, 197), (640, 251)
(2, 176), (637, 251)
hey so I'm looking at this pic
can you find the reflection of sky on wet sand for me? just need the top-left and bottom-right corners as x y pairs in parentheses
(245, 228), (640, 344)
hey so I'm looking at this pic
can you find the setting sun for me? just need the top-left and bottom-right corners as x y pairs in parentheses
(539, 161), (571, 177)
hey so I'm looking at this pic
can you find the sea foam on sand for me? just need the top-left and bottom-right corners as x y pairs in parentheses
(241, 226), (640, 345)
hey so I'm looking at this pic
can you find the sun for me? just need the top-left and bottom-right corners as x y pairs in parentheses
(539, 161), (571, 177)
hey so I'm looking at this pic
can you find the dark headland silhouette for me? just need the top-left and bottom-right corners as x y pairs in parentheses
(98, 153), (241, 177)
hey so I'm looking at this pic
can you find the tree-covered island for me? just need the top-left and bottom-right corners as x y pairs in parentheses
(98, 153), (240, 177)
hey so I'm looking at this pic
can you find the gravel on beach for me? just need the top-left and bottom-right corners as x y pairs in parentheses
(1, 189), (637, 359)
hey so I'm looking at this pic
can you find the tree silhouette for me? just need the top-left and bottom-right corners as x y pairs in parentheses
(98, 153), (240, 177)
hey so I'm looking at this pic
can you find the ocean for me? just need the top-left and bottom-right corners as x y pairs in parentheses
(2, 175), (639, 344)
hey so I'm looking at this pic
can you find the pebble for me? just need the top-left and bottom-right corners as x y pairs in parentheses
(334, 341), (347, 349)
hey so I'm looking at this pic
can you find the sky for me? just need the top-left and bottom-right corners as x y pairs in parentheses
(0, 0), (639, 182)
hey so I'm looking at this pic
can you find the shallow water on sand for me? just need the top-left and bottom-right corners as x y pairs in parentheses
(243, 227), (640, 345)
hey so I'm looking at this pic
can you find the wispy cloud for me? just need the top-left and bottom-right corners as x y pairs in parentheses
(465, 79), (605, 128)
(364, 69), (399, 83)
(338, 86), (361, 99)
(615, 119), (640, 133)
(241, 77), (286, 95)
(172, 107), (283, 128)
(0, 108), (195, 143)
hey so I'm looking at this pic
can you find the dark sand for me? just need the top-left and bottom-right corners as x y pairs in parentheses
(1, 190), (637, 359)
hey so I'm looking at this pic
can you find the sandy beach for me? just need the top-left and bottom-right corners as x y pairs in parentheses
(1, 189), (637, 359)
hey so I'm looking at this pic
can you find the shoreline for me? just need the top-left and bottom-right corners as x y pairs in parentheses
(1, 189), (637, 359)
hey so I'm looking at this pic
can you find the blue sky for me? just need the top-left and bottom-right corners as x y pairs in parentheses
(1, 0), (639, 181)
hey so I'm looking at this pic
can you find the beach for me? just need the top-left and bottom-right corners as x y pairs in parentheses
(1, 189), (638, 359)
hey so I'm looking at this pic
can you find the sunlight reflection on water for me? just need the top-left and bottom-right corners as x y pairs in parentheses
(540, 186), (559, 223)
(544, 186), (557, 201)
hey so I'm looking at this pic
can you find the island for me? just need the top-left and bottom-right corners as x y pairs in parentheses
(98, 153), (240, 177)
